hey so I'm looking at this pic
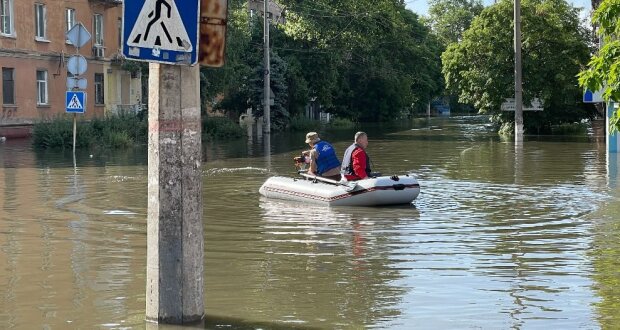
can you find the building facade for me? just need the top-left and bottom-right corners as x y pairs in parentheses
(0, 0), (142, 137)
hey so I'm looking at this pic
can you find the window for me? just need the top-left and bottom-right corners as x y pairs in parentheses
(2, 68), (14, 105)
(0, 0), (13, 35)
(93, 14), (103, 46)
(65, 8), (75, 43)
(35, 3), (46, 40)
(94, 73), (104, 105)
(36, 70), (48, 105)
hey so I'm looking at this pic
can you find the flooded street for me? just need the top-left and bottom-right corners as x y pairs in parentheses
(1, 116), (619, 329)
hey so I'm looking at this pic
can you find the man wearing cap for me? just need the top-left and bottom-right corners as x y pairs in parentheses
(304, 132), (341, 180)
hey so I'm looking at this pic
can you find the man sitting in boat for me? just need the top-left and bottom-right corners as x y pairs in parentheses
(304, 132), (342, 181)
(341, 131), (372, 181)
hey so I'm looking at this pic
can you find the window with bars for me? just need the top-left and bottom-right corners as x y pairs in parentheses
(93, 14), (103, 46)
(35, 3), (46, 40)
(66, 8), (75, 43)
(36, 70), (48, 105)
(94, 73), (104, 105)
(1, 0), (13, 35)
(2, 67), (15, 105)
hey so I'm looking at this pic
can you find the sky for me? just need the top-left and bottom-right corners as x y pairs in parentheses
(405, 0), (592, 17)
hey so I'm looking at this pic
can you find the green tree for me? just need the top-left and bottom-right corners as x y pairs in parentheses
(427, 0), (484, 45)
(578, 0), (620, 132)
(442, 0), (594, 133)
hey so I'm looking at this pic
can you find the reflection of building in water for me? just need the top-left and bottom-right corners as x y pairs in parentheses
(0, 153), (147, 327)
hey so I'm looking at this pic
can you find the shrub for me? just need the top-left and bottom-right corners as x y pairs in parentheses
(202, 116), (245, 140)
(288, 115), (322, 131)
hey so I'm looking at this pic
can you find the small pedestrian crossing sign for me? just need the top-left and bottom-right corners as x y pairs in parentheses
(123, 0), (199, 65)
(66, 91), (86, 113)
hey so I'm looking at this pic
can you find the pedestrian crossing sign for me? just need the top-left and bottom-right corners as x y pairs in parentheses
(66, 91), (86, 113)
(123, 0), (199, 65)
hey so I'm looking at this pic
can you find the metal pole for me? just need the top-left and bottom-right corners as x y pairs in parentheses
(263, 0), (271, 134)
(72, 113), (77, 154)
(514, 0), (523, 143)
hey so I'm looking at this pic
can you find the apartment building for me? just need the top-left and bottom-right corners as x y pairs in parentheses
(0, 0), (142, 137)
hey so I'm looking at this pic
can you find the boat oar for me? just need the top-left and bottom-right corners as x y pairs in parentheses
(298, 172), (358, 191)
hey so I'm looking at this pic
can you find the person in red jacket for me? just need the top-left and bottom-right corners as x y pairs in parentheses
(341, 131), (372, 181)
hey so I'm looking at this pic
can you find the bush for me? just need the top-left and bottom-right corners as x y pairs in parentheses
(202, 116), (245, 140)
(551, 122), (588, 136)
(288, 115), (322, 131)
(328, 117), (355, 129)
(33, 113), (147, 149)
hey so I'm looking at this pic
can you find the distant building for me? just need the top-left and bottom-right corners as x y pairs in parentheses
(247, 0), (286, 24)
(0, 0), (142, 137)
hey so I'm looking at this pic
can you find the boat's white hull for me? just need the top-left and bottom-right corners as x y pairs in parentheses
(259, 175), (420, 206)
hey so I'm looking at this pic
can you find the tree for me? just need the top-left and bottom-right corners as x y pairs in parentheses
(442, 0), (595, 133)
(578, 0), (620, 132)
(427, 0), (484, 45)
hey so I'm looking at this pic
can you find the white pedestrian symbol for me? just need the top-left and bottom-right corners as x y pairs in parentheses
(127, 0), (192, 52)
(67, 94), (83, 109)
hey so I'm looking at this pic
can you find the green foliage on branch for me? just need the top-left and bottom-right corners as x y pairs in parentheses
(200, 0), (444, 128)
(427, 0), (484, 45)
(578, 0), (620, 133)
(442, 0), (595, 133)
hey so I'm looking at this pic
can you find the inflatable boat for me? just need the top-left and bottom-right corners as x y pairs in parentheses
(259, 173), (420, 206)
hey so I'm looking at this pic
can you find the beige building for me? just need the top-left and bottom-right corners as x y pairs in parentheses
(0, 0), (142, 137)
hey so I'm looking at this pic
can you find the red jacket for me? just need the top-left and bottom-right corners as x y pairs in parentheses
(344, 147), (369, 181)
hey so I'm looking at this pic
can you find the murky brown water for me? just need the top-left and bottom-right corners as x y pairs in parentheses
(1, 116), (619, 329)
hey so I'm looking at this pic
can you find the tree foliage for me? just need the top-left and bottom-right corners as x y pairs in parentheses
(427, 0), (484, 45)
(200, 0), (444, 128)
(578, 0), (620, 132)
(442, 0), (594, 133)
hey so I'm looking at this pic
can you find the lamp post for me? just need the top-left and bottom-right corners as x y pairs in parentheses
(514, 0), (523, 143)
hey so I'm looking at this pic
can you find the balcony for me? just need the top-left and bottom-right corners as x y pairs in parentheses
(89, 0), (122, 6)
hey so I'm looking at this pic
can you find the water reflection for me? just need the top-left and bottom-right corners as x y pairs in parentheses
(1, 116), (619, 329)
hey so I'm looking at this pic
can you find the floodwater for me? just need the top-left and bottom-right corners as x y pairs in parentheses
(1, 116), (619, 329)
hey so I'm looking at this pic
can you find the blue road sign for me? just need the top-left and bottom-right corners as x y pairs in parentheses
(66, 91), (86, 113)
(123, 0), (199, 65)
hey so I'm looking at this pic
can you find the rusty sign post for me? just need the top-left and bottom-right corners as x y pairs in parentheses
(199, 0), (228, 67)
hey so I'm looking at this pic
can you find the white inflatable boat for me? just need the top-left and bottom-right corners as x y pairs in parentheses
(259, 173), (420, 206)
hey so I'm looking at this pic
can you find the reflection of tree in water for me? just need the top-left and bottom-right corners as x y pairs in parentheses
(589, 201), (620, 329)
(257, 200), (418, 327)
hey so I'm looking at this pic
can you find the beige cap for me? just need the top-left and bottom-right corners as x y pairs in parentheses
(305, 132), (320, 144)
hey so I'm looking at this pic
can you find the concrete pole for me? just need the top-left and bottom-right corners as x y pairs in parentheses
(263, 0), (271, 134)
(146, 63), (204, 324)
(514, 0), (524, 143)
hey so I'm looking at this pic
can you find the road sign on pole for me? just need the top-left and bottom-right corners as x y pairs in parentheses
(123, 0), (199, 65)
(66, 23), (92, 48)
(66, 91), (86, 113)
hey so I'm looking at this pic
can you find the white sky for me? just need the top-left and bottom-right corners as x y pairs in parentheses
(405, 0), (592, 17)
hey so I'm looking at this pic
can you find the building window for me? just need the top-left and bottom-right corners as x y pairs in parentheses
(0, 0), (14, 36)
(36, 70), (48, 105)
(2, 68), (14, 105)
(66, 8), (75, 43)
(93, 14), (103, 46)
(35, 3), (46, 40)
(94, 73), (104, 105)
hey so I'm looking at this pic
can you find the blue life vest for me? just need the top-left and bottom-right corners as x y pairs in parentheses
(313, 141), (341, 175)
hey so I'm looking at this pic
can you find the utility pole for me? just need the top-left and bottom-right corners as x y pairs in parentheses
(263, 0), (271, 134)
(514, 0), (523, 143)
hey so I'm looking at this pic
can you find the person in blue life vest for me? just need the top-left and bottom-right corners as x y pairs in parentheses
(303, 132), (342, 180)
(341, 131), (371, 181)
